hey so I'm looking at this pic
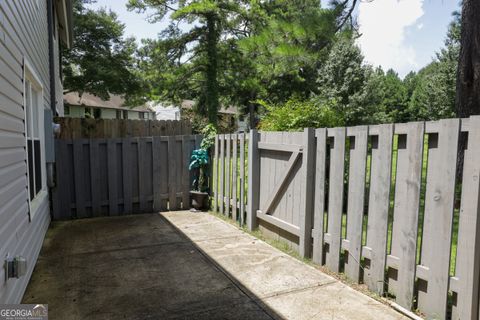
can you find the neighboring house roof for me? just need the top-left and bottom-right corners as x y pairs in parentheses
(180, 99), (238, 115)
(64, 92), (155, 113)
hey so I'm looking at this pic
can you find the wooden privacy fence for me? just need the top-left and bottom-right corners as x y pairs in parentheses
(53, 135), (201, 219)
(55, 118), (192, 139)
(212, 116), (480, 320)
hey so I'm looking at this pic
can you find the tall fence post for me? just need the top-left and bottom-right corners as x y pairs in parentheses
(247, 129), (260, 231)
(299, 128), (315, 258)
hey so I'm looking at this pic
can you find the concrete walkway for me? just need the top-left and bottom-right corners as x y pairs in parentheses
(23, 211), (407, 319)
(162, 211), (406, 320)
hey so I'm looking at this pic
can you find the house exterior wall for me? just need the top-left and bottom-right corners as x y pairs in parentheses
(0, 0), (62, 303)
(68, 105), (85, 118)
(155, 106), (181, 120)
(101, 108), (117, 119)
(128, 110), (140, 120)
(65, 105), (155, 120)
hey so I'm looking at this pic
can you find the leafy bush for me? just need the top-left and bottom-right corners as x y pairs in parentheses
(258, 98), (344, 131)
(200, 124), (217, 150)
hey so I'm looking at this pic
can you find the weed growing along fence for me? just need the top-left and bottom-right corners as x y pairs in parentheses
(212, 117), (480, 320)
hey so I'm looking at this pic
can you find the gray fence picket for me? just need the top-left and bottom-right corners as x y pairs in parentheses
(387, 122), (424, 310)
(416, 119), (460, 319)
(182, 135), (191, 209)
(219, 135), (225, 215)
(214, 135), (219, 212)
(194, 135), (202, 207)
(325, 128), (346, 272)
(89, 139), (101, 216)
(312, 128), (327, 265)
(344, 126), (368, 282)
(239, 133), (246, 225)
(194, 135), (201, 149)
(232, 134), (238, 222)
(247, 130), (260, 231)
(73, 139), (86, 218)
(159, 138), (169, 211)
(107, 139), (119, 215)
(51, 140), (63, 219)
(225, 134), (231, 217)
(152, 136), (162, 211)
(451, 116), (480, 320)
(54, 140), (71, 219)
(122, 138), (133, 214)
(363, 124), (393, 295)
(167, 136), (178, 210)
(138, 138), (149, 213)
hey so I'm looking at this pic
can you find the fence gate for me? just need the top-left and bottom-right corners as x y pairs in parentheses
(247, 129), (315, 257)
(52, 135), (201, 220)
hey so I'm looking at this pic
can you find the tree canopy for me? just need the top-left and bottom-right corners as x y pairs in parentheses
(62, 0), (143, 104)
(62, 1), (465, 132)
(127, 0), (358, 126)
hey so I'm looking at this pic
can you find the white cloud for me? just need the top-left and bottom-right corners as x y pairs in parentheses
(357, 0), (425, 77)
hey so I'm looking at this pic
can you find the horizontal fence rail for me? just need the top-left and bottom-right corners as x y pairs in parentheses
(212, 116), (480, 320)
(53, 135), (201, 219)
(55, 117), (192, 139)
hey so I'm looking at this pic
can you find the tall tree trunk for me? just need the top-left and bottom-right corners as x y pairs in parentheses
(456, 0), (480, 181)
(456, 0), (480, 118)
(205, 13), (220, 126)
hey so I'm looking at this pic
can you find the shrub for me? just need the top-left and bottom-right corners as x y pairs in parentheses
(258, 98), (344, 131)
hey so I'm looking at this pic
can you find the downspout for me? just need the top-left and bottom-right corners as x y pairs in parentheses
(47, 0), (56, 115)
(46, 0), (57, 219)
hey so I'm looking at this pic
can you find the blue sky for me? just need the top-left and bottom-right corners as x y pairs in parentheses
(89, 0), (460, 78)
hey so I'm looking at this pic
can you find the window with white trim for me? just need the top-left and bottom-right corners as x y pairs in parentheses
(24, 67), (45, 202)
